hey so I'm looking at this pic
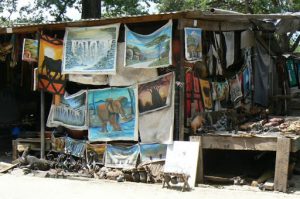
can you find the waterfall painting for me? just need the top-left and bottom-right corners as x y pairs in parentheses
(138, 72), (173, 115)
(62, 24), (120, 74)
(105, 144), (139, 169)
(88, 86), (138, 142)
(139, 143), (167, 165)
(124, 20), (172, 68)
(184, 27), (202, 61)
(47, 90), (88, 130)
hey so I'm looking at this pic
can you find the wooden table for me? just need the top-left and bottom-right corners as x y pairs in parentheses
(12, 138), (51, 160)
(190, 134), (300, 193)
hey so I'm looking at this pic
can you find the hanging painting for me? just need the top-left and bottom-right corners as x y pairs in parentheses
(184, 27), (202, 61)
(88, 86), (138, 142)
(109, 42), (158, 86)
(22, 39), (38, 62)
(47, 90), (88, 130)
(65, 137), (86, 158)
(62, 24), (120, 74)
(38, 35), (66, 95)
(124, 20), (172, 68)
(86, 143), (106, 165)
(138, 72), (173, 115)
(105, 144), (139, 169)
(199, 79), (213, 110)
(139, 74), (175, 144)
(243, 66), (251, 97)
(139, 143), (167, 165)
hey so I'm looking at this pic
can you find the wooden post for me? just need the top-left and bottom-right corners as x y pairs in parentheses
(40, 90), (45, 159)
(274, 137), (291, 192)
(177, 19), (186, 141)
(190, 136), (204, 184)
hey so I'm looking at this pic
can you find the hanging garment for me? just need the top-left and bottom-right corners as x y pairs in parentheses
(199, 79), (213, 110)
(253, 40), (274, 107)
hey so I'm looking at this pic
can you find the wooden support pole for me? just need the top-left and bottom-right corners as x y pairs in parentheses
(40, 90), (45, 159)
(274, 137), (291, 193)
(190, 136), (204, 184)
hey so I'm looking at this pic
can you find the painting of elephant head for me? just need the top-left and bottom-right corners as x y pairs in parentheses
(88, 86), (138, 142)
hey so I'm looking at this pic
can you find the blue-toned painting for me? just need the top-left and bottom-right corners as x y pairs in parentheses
(139, 143), (167, 165)
(184, 27), (202, 61)
(88, 86), (138, 142)
(105, 144), (139, 169)
(47, 90), (88, 130)
(125, 20), (172, 68)
(62, 24), (120, 74)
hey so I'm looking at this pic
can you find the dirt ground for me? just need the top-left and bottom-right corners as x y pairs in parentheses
(0, 174), (300, 199)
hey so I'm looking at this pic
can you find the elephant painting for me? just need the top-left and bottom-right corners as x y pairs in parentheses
(97, 96), (131, 133)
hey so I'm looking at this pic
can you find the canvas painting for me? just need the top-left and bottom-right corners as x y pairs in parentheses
(139, 74), (175, 144)
(51, 135), (65, 153)
(86, 143), (106, 165)
(88, 86), (138, 142)
(184, 28), (202, 61)
(199, 79), (213, 110)
(125, 20), (172, 68)
(62, 24), (120, 74)
(139, 143), (167, 165)
(105, 144), (139, 169)
(38, 35), (66, 95)
(164, 141), (200, 188)
(47, 90), (88, 130)
(22, 38), (38, 62)
(65, 137), (86, 158)
(138, 72), (173, 114)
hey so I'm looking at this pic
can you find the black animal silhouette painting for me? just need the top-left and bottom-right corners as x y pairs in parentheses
(38, 35), (66, 95)
(138, 72), (173, 114)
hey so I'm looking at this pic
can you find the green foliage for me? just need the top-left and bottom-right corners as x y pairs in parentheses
(156, 0), (300, 14)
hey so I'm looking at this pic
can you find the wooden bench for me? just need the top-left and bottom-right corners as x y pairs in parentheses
(12, 138), (51, 160)
(190, 134), (300, 193)
(162, 172), (190, 191)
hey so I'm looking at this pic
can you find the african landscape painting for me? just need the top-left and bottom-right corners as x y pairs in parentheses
(125, 20), (172, 68)
(139, 143), (167, 164)
(184, 27), (202, 61)
(47, 90), (88, 130)
(22, 39), (38, 62)
(88, 86), (138, 142)
(138, 72), (173, 114)
(62, 24), (120, 74)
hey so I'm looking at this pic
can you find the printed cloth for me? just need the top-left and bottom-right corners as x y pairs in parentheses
(184, 27), (202, 61)
(62, 24), (120, 74)
(139, 143), (167, 165)
(38, 35), (66, 95)
(47, 90), (88, 130)
(109, 42), (158, 86)
(199, 79), (213, 110)
(105, 144), (139, 169)
(88, 86), (138, 142)
(139, 74), (175, 144)
(124, 20), (172, 68)
(22, 39), (38, 62)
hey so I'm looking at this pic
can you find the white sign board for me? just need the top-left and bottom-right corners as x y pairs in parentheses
(164, 141), (200, 187)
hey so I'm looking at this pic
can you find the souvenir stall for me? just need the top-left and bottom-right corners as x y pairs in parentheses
(0, 10), (300, 192)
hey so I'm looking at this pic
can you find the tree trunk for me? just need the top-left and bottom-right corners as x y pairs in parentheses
(81, 0), (101, 19)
